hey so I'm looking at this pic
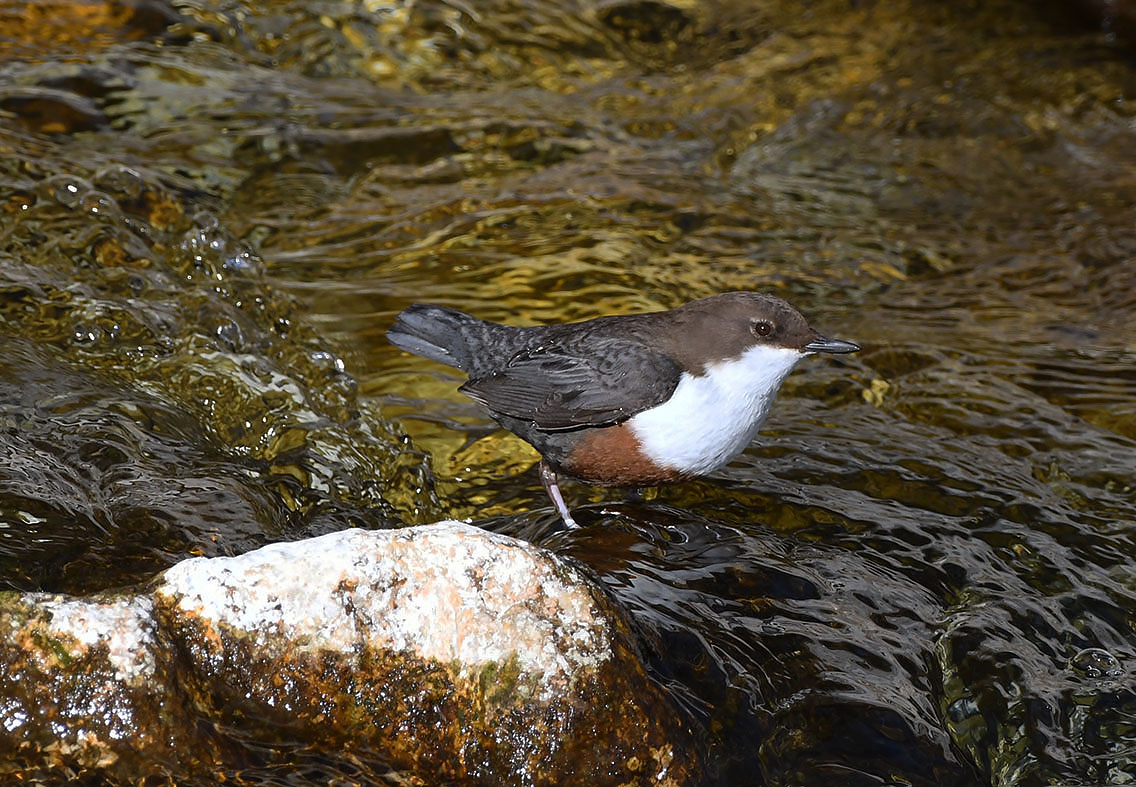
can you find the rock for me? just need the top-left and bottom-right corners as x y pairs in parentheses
(595, 0), (693, 45)
(0, 88), (109, 134)
(0, 592), (188, 777)
(1, 522), (701, 784)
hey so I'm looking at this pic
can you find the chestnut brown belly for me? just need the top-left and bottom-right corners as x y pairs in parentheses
(559, 422), (688, 487)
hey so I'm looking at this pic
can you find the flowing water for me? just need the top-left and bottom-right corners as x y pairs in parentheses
(1, 0), (1135, 783)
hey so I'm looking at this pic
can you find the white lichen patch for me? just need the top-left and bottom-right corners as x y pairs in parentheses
(31, 595), (157, 684)
(157, 522), (615, 696)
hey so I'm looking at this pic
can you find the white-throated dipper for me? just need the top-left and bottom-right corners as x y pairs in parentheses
(387, 292), (860, 527)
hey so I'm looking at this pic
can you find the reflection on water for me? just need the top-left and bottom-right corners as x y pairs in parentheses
(2, 0), (1136, 783)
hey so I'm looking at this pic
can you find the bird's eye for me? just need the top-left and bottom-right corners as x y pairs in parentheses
(751, 320), (774, 338)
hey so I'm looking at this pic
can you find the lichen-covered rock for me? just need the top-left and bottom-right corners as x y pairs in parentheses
(0, 523), (701, 785)
(0, 593), (189, 778)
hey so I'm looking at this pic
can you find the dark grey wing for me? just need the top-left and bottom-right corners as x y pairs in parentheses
(458, 338), (681, 430)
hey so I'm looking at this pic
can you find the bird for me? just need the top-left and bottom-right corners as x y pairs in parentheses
(386, 292), (860, 527)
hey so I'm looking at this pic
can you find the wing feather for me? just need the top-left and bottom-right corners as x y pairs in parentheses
(458, 338), (680, 430)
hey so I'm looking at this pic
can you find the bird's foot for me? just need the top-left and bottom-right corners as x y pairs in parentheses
(539, 460), (579, 529)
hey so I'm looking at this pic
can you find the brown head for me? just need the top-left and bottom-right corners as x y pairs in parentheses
(656, 292), (859, 374)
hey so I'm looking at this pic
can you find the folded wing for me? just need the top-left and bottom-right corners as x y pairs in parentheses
(459, 338), (680, 430)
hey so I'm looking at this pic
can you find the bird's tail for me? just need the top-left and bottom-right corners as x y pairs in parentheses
(386, 304), (486, 372)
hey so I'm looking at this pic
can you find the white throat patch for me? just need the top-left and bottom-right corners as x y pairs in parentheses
(628, 345), (804, 476)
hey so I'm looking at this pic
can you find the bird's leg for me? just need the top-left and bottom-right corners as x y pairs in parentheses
(539, 460), (578, 529)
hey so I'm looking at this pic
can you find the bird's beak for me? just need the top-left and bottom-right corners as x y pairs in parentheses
(804, 334), (861, 354)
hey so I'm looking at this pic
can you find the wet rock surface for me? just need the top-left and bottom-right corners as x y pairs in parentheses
(1, 522), (699, 785)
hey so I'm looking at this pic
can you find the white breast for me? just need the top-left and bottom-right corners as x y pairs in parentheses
(627, 345), (804, 476)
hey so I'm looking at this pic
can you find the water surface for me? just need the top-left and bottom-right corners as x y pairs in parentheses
(1, 0), (1135, 783)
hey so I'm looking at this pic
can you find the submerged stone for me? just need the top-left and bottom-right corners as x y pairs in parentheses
(1, 523), (700, 784)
